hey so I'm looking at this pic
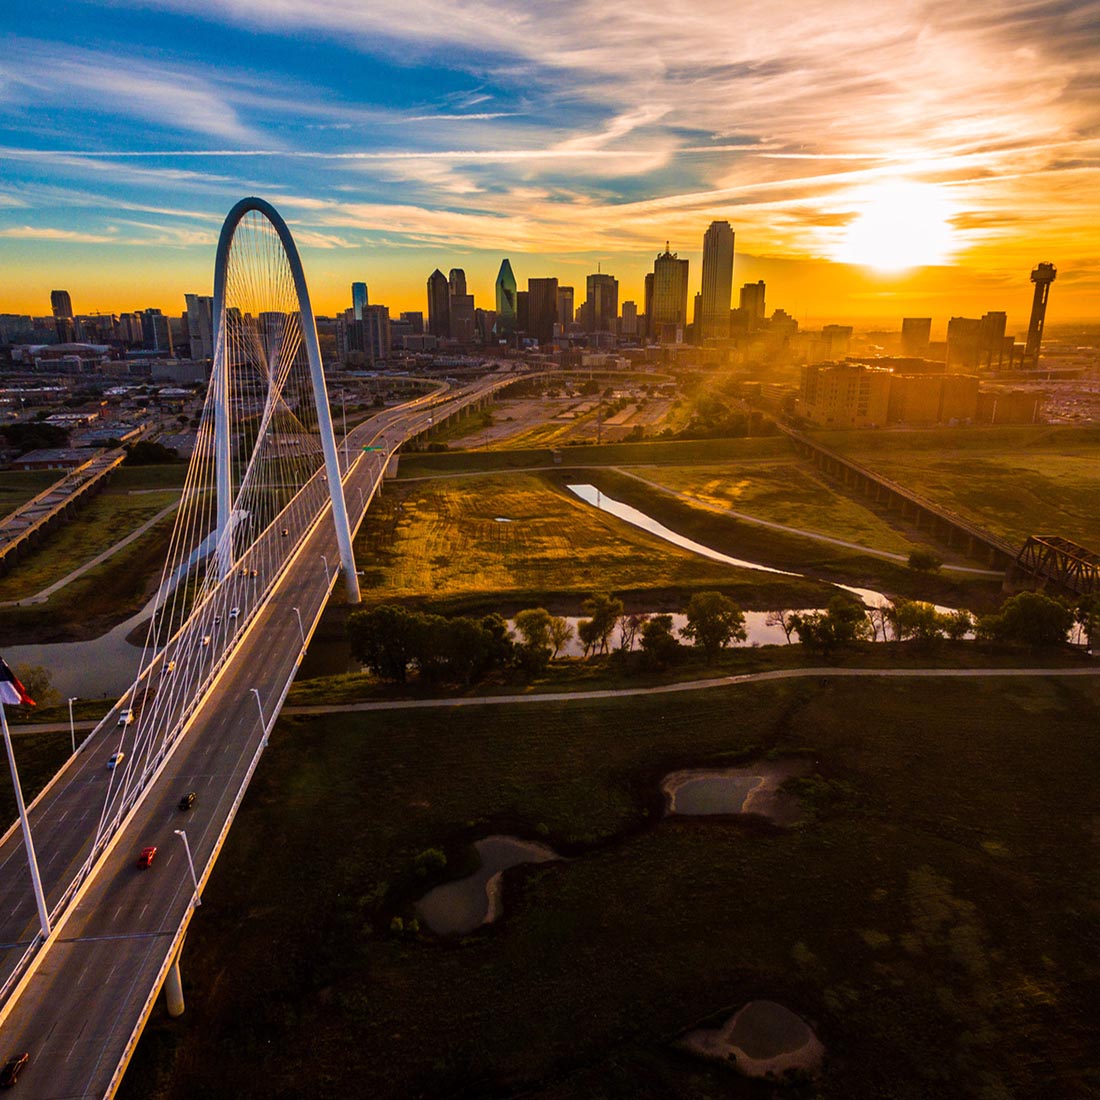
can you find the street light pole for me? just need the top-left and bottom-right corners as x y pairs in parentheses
(67, 696), (78, 754)
(292, 606), (305, 644)
(321, 554), (330, 584)
(173, 829), (201, 907)
(341, 390), (348, 471)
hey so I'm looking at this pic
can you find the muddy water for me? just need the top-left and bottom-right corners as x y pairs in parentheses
(682, 1000), (825, 1077)
(662, 760), (810, 826)
(415, 835), (560, 935)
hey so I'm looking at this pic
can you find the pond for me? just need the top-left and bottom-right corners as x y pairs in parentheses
(681, 1000), (825, 1077)
(662, 760), (810, 826)
(415, 835), (560, 935)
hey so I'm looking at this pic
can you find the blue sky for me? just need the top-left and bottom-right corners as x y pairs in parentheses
(2, 0), (1098, 324)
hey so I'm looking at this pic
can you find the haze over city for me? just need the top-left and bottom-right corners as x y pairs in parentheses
(2, 0), (1099, 322)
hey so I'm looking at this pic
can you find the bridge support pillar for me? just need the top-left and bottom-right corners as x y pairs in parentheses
(165, 951), (185, 1017)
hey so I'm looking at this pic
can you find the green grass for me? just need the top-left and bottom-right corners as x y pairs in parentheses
(817, 425), (1100, 549)
(397, 436), (792, 477)
(107, 464), (189, 491)
(121, 674), (1100, 1099)
(629, 460), (917, 555)
(0, 729), (74, 830)
(353, 471), (834, 613)
(0, 489), (177, 601)
(0, 470), (59, 516)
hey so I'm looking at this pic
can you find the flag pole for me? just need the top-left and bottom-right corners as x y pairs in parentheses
(0, 699), (51, 938)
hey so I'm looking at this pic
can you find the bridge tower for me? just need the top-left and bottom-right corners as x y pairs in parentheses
(211, 197), (360, 603)
(1024, 261), (1056, 370)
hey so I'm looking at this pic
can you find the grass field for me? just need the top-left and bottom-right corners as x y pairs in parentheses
(818, 425), (1100, 548)
(627, 460), (917, 555)
(121, 674), (1100, 1099)
(0, 489), (177, 602)
(0, 470), (59, 517)
(353, 471), (834, 614)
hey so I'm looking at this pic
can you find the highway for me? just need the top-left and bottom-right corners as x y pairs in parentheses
(0, 372), (512, 1097)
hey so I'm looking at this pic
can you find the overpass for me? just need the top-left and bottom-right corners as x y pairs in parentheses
(0, 198), (520, 1097)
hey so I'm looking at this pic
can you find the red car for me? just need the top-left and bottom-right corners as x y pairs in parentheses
(0, 1051), (29, 1087)
(137, 846), (157, 869)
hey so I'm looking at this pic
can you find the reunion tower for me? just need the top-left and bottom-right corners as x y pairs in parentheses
(1024, 262), (1056, 369)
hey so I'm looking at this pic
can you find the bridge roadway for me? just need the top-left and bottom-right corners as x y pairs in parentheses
(0, 373), (511, 1098)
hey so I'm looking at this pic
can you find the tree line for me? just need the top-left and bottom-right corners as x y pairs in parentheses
(347, 589), (1097, 686)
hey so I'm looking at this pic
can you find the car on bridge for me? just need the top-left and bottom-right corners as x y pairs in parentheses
(117, 708), (134, 725)
(107, 752), (125, 769)
(137, 847), (157, 868)
(229, 606), (240, 619)
(179, 792), (195, 811)
(0, 1051), (29, 1087)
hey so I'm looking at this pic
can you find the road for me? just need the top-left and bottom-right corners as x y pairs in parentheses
(0, 373), (510, 1098)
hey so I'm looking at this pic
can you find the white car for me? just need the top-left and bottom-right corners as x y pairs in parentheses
(229, 607), (240, 619)
(117, 709), (134, 726)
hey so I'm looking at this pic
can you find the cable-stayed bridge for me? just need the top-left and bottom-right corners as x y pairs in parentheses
(0, 198), (514, 1097)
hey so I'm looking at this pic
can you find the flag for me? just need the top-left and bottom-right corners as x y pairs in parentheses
(0, 656), (35, 707)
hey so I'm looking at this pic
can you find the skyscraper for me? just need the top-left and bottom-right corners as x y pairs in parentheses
(427, 269), (450, 339)
(447, 269), (474, 342)
(739, 281), (766, 328)
(495, 259), (518, 334)
(527, 278), (559, 345)
(448, 269), (467, 298)
(556, 286), (574, 330)
(584, 273), (619, 333)
(184, 293), (215, 360)
(352, 282), (368, 321)
(650, 245), (689, 342)
(50, 290), (74, 319)
(901, 317), (932, 356)
(699, 220), (734, 341)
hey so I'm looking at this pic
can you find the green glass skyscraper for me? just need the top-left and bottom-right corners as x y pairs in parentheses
(495, 258), (517, 333)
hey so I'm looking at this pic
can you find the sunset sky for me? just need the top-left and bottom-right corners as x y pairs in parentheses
(2, 0), (1098, 331)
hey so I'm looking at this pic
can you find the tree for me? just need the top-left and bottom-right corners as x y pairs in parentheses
(981, 591), (1073, 647)
(942, 608), (973, 641)
(576, 618), (602, 658)
(765, 609), (798, 644)
(580, 593), (623, 655)
(125, 440), (180, 464)
(791, 596), (869, 654)
(12, 664), (58, 707)
(640, 614), (681, 668)
(681, 591), (746, 659)
(547, 615), (574, 659)
(1074, 594), (1100, 647)
(514, 607), (554, 672)
(888, 599), (945, 645)
(347, 605), (423, 682)
(617, 612), (649, 653)
(907, 548), (943, 573)
(479, 613), (515, 667)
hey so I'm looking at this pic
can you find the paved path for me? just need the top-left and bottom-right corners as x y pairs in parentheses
(281, 664), (1100, 715)
(12, 664), (1096, 733)
(0, 499), (179, 607)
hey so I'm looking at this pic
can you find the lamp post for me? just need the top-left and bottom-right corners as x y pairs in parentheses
(321, 554), (330, 584)
(292, 606), (305, 644)
(67, 696), (78, 754)
(173, 829), (201, 907)
(341, 390), (348, 471)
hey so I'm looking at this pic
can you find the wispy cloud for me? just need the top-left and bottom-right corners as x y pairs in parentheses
(0, 225), (120, 243)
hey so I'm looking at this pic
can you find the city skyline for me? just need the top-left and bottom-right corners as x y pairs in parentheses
(1, 1), (1098, 322)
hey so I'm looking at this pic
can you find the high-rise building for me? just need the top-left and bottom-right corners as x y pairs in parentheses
(739, 281), (766, 328)
(400, 311), (425, 335)
(556, 286), (574, 330)
(650, 244), (689, 342)
(516, 290), (529, 336)
(901, 317), (932, 356)
(448, 269), (467, 298)
(427, 269), (450, 338)
(450, 295), (475, 343)
(583, 273), (619, 333)
(699, 220), (734, 341)
(495, 259), (518, 335)
(527, 278), (559, 345)
(140, 308), (173, 355)
(620, 301), (638, 337)
(1024, 262), (1056, 368)
(352, 282), (368, 321)
(50, 290), (74, 319)
(363, 305), (390, 363)
(184, 293), (215, 360)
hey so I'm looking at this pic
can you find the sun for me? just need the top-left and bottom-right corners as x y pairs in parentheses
(834, 180), (956, 271)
